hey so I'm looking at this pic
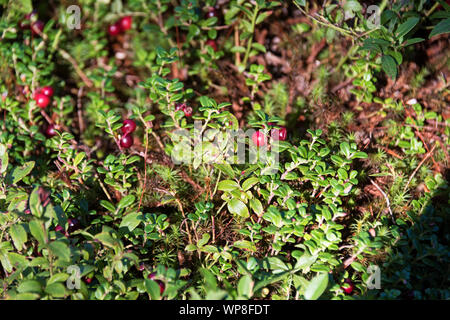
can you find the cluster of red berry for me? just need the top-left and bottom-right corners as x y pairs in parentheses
(120, 119), (136, 149)
(19, 10), (44, 36)
(108, 16), (133, 36)
(175, 102), (193, 117)
(252, 123), (288, 147)
(205, 8), (219, 52)
(31, 85), (59, 139)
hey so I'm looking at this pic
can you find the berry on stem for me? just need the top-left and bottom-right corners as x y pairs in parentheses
(183, 106), (193, 117)
(41, 86), (54, 97)
(148, 273), (165, 295)
(205, 39), (218, 52)
(68, 218), (81, 233)
(272, 126), (287, 141)
(34, 92), (50, 108)
(108, 22), (122, 36)
(341, 279), (354, 294)
(205, 8), (218, 19)
(120, 134), (133, 149)
(252, 131), (266, 147)
(44, 124), (57, 138)
(119, 16), (133, 31)
(31, 20), (44, 35)
(121, 119), (136, 135)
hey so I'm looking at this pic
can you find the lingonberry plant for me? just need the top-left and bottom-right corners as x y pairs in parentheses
(0, 0), (448, 302)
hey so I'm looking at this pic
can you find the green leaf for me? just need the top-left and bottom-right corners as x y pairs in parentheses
(100, 200), (116, 212)
(10, 224), (27, 251)
(237, 275), (254, 298)
(49, 241), (71, 261)
(145, 279), (161, 300)
(381, 55), (397, 80)
(242, 177), (259, 191)
(6, 161), (35, 185)
(396, 17), (420, 39)
(47, 273), (69, 285)
(17, 280), (43, 294)
(0, 143), (8, 174)
(227, 199), (249, 218)
(303, 272), (329, 300)
(119, 212), (143, 232)
(118, 195), (136, 209)
(217, 180), (240, 192)
(29, 220), (46, 244)
(45, 283), (66, 297)
(429, 18), (450, 38)
(249, 198), (263, 216)
(73, 152), (85, 166)
(213, 164), (235, 179)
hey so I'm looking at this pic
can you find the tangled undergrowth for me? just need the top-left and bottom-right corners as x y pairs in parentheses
(0, 0), (449, 300)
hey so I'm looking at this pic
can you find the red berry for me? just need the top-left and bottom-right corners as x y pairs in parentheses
(108, 23), (122, 36)
(44, 124), (57, 138)
(119, 16), (132, 31)
(205, 39), (218, 52)
(19, 21), (30, 30)
(120, 134), (133, 148)
(183, 106), (193, 117)
(205, 8), (218, 19)
(272, 126), (287, 141)
(31, 20), (44, 35)
(252, 131), (266, 147)
(121, 119), (136, 135)
(68, 218), (81, 233)
(34, 92), (50, 108)
(55, 225), (64, 233)
(41, 86), (54, 97)
(175, 102), (186, 111)
(138, 264), (145, 271)
(25, 10), (38, 20)
(84, 277), (93, 284)
(341, 279), (354, 294)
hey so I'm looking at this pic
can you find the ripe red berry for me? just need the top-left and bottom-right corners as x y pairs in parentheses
(108, 22), (122, 36)
(84, 277), (93, 284)
(121, 119), (136, 135)
(55, 225), (64, 233)
(120, 134), (133, 149)
(44, 124), (57, 138)
(31, 20), (44, 35)
(205, 8), (218, 19)
(68, 218), (81, 233)
(25, 10), (38, 20)
(119, 16), (132, 31)
(175, 102), (186, 111)
(34, 92), (50, 108)
(252, 131), (266, 147)
(138, 263), (145, 271)
(205, 39), (218, 52)
(272, 126), (287, 141)
(341, 279), (354, 294)
(183, 106), (193, 117)
(41, 86), (54, 97)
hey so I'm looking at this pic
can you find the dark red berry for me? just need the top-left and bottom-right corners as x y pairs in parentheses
(119, 16), (132, 31)
(252, 131), (266, 147)
(25, 10), (38, 20)
(19, 21), (30, 30)
(121, 119), (136, 135)
(108, 22), (122, 36)
(120, 134), (133, 148)
(55, 225), (64, 233)
(183, 106), (193, 117)
(341, 279), (354, 294)
(41, 86), (54, 97)
(272, 126), (287, 141)
(31, 20), (44, 35)
(44, 124), (57, 138)
(205, 39), (218, 52)
(84, 277), (93, 284)
(175, 102), (186, 111)
(34, 92), (50, 108)
(67, 218), (81, 233)
(205, 8), (218, 19)
(138, 263), (145, 271)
